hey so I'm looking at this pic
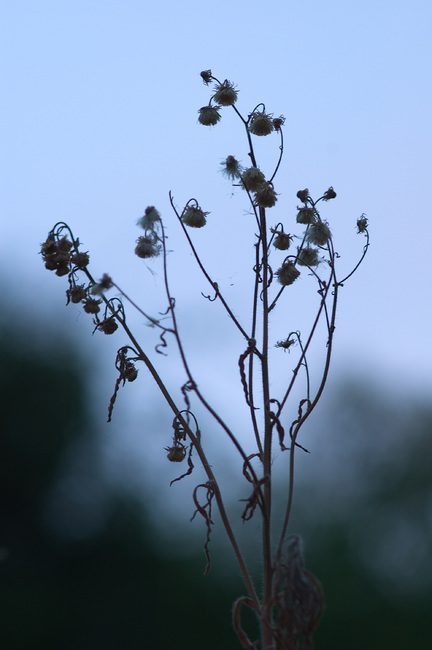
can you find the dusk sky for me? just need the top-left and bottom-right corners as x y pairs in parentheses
(2, 1), (432, 504)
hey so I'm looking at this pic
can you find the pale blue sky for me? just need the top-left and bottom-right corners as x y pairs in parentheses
(2, 0), (432, 549)
(2, 0), (431, 409)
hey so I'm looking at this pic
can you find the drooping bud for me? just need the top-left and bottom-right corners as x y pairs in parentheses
(323, 186), (337, 201)
(213, 80), (238, 106)
(57, 237), (74, 254)
(165, 445), (186, 462)
(67, 285), (87, 304)
(275, 337), (295, 351)
(241, 167), (266, 192)
(40, 234), (73, 274)
(71, 252), (90, 269)
(198, 105), (221, 126)
(83, 298), (102, 314)
(272, 115), (285, 131)
(357, 214), (368, 233)
(276, 261), (300, 286)
(135, 235), (161, 258)
(182, 205), (209, 228)
(221, 155), (242, 180)
(296, 189), (309, 203)
(137, 206), (161, 230)
(40, 233), (58, 256)
(124, 362), (138, 382)
(249, 112), (274, 136)
(297, 247), (320, 266)
(272, 231), (292, 251)
(44, 258), (58, 271)
(305, 221), (332, 246)
(200, 69), (213, 85)
(255, 182), (278, 208)
(54, 251), (71, 265)
(296, 207), (316, 224)
(91, 274), (113, 295)
(97, 316), (118, 335)
(55, 264), (70, 277)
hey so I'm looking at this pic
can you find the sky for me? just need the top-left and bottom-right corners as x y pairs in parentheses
(1, 1), (432, 511)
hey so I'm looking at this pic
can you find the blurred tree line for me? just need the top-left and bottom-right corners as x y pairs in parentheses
(1, 313), (432, 649)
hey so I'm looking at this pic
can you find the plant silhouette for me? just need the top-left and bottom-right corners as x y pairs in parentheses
(39, 71), (369, 648)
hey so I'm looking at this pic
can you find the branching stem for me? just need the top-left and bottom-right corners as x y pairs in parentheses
(43, 72), (370, 650)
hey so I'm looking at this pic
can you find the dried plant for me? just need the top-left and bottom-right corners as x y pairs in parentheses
(40, 70), (369, 649)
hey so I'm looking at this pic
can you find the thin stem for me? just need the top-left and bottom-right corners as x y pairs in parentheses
(159, 220), (265, 497)
(110, 281), (174, 334)
(231, 104), (258, 168)
(268, 285), (285, 313)
(289, 331), (311, 403)
(248, 239), (264, 458)
(52, 222), (259, 606)
(268, 231), (310, 313)
(170, 192), (250, 342)
(269, 127), (284, 184)
(277, 264), (335, 416)
(276, 266), (339, 562)
(259, 205), (273, 629)
(80, 262), (261, 610)
(339, 229), (370, 284)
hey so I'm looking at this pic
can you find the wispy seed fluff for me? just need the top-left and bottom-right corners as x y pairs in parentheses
(249, 112), (274, 136)
(272, 231), (292, 251)
(198, 105), (221, 126)
(213, 80), (238, 106)
(296, 247), (320, 267)
(135, 235), (161, 259)
(221, 155), (242, 180)
(241, 167), (266, 192)
(276, 261), (300, 286)
(182, 205), (209, 228)
(137, 206), (161, 230)
(305, 221), (332, 246)
(255, 182), (278, 208)
(296, 207), (316, 224)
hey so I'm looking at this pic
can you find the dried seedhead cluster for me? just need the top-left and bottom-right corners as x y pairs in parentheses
(40, 70), (369, 650)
